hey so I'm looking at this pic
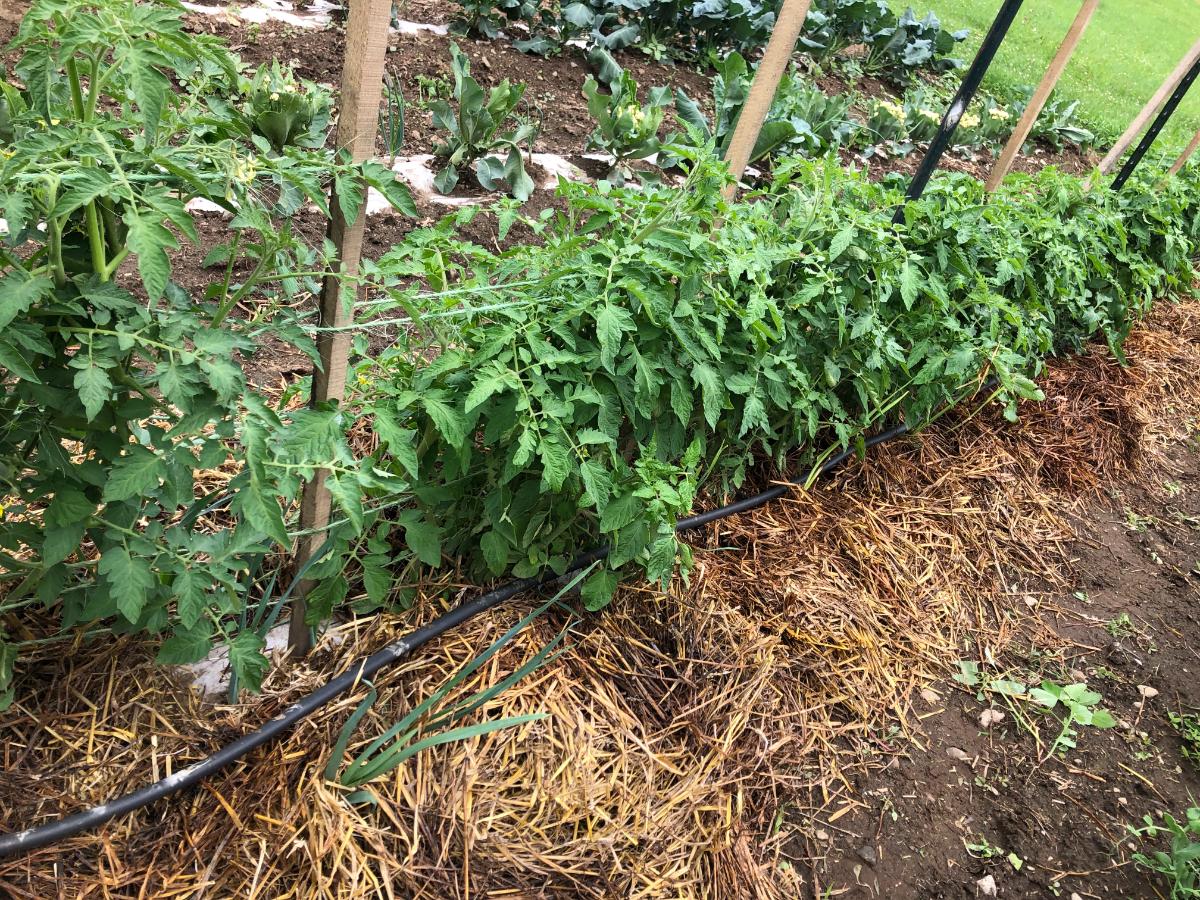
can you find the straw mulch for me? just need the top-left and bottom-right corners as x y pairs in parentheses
(3, 301), (1200, 899)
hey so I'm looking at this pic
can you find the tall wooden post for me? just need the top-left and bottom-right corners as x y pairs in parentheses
(1096, 35), (1200, 176)
(1165, 126), (1200, 178)
(721, 0), (814, 200)
(289, 0), (393, 656)
(984, 0), (1098, 192)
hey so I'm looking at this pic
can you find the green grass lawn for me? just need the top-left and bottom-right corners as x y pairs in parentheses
(925, 0), (1200, 151)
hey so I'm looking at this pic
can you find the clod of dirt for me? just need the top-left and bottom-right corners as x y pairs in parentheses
(920, 687), (941, 705)
(980, 709), (1005, 728)
(856, 845), (877, 865)
(946, 746), (972, 762)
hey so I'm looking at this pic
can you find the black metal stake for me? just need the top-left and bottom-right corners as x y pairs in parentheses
(1111, 53), (1200, 191)
(893, 0), (1025, 224)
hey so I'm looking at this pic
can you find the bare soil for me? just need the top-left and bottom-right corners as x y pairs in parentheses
(811, 435), (1200, 899)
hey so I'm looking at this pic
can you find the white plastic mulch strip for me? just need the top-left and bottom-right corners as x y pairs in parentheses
(184, 153), (588, 220)
(180, 0), (338, 28)
(391, 19), (449, 36)
(179, 0), (449, 35)
(181, 622), (292, 698)
(364, 152), (589, 214)
(531, 152), (586, 188)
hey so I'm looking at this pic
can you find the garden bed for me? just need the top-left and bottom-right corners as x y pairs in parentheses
(2, 301), (1199, 898)
(1, 0), (1198, 895)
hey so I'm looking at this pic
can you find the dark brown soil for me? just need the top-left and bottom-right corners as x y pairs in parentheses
(812, 439), (1200, 898)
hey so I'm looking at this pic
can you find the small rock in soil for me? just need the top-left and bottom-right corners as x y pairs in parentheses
(857, 845), (877, 865)
(976, 873), (997, 896)
(980, 709), (1005, 728)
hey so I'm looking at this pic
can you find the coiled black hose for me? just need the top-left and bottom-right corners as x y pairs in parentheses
(0, 417), (921, 858)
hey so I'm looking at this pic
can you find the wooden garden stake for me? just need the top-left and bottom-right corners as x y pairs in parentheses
(984, 0), (1098, 192)
(1165, 125), (1200, 178)
(289, 0), (393, 657)
(721, 0), (814, 200)
(1096, 35), (1200, 177)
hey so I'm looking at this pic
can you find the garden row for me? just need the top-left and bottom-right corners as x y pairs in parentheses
(423, 40), (1094, 201)
(0, 0), (1196, 704)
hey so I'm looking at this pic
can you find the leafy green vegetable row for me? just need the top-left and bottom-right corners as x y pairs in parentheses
(356, 152), (1200, 611)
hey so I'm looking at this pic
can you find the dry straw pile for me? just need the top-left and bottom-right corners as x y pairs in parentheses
(3, 301), (1200, 899)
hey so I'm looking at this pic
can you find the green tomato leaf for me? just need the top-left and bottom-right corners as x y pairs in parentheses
(103, 446), (166, 503)
(580, 569), (618, 611)
(98, 546), (156, 624)
(229, 631), (271, 695)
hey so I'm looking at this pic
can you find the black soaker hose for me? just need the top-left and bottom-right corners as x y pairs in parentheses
(0, 417), (919, 858)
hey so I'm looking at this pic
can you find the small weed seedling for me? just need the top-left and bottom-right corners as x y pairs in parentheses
(1128, 807), (1200, 898)
(415, 73), (451, 105)
(1107, 613), (1137, 639)
(1170, 711), (1200, 768)
(1029, 681), (1118, 757)
(1125, 509), (1158, 533)
(954, 662), (1117, 759)
(965, 835), (1004, 860)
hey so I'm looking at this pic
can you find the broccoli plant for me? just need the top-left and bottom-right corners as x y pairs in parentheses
(583, 71), (671, 184)
(449, 0), (539, 40)
(672, 54), (856, 168)
(430, 43), (539, 200)
(243, 61), (330, 153)
(802, 0), (967, 84)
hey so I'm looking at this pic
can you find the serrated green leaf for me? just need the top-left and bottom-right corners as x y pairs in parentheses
(691, 362), (724, 429)
(538, 435), (572, 491)
(229, 631), (270, 695)
(327, 471), (364, 534)
(0, 270), (52, 330)
(480, 529), (509, 576)
(52, 168), (113, 218)
(46, 488), (95, 526)
(174, 569), (209, 629)
(580, 569), (618, 611)
(403, 516), (443, 567)
(899, 261), (918, 308)
(422, 394), (467, 446)
(74, 364), (112, 421)
(103, 446), (165, 502)
(465, 370), (509, 411)
(157, 622), (213, 665)
(361, 554), (392, 606)
(599, 492), (641, 533)
(42, 521), (85, 565)
(124, 210), (178, 302)
(98, 546), (155, 624)
(828, 225), (855, 262)
(127, 49), (170, 140)
(595, 304), (624, 372)
(238, 478), (289, 546)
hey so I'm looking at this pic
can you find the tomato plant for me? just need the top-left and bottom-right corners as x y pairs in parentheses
(0, 0), (415, 707)
(354, 153), (1200, 612)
